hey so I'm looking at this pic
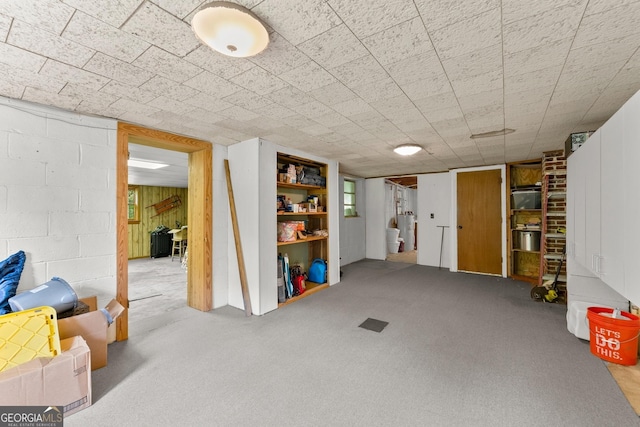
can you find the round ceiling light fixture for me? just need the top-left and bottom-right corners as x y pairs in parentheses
(192, 2), (269, 58)
(393, 144), (423, 156)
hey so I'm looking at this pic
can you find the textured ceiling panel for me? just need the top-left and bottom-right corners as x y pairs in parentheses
(0, 1), (639, 182)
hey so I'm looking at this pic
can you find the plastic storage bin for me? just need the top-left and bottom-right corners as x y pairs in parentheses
(0, 306), (61, 372)
(511, 190), (541, 209)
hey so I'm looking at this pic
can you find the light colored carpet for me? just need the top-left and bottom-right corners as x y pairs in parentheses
(67, 260), (639, 426)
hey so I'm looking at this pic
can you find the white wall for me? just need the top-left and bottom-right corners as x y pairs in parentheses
(339, 175), (366, 266)
(365, 178), (386, 260)
(212, 144), (229, 309)
(0, 97), (117, 305)
(417, 173), (451, 268)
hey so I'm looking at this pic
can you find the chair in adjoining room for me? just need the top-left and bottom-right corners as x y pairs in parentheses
(168, 226), (188, 262)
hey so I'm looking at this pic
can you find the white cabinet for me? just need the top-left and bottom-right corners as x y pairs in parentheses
(599, 109), (625, 294)
(567, 89), (640, 307)
(622, 93), (640, 305)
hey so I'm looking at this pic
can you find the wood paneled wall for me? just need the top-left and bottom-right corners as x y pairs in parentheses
(128, 186), (189, 259)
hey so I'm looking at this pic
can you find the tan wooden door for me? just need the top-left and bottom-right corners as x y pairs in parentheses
(457, 169), (502, 275)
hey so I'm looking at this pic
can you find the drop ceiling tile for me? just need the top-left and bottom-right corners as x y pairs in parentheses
(62, 11), (150, 63)
(0, 79), (25, 99)
(230, 66), (289, 96)
(83, 52), (153, 86)
(22, 87), (81, 111)
(423, 105), (464, 123)
(329, 0), (418, 38)
(0, 42), (46, 72)
(313, 111), (351, 127)
(252, 103), (297, 120)
(351, 78), (404, 103)
(349, 110), (386, 128)
(442, 44), (502, 81)
(566, 34), (639, 70)
(138, 76), (200, 102)
(184, 46), (255, 79)
(100, 80), (158, 104)
(8, 19), (95, 68)
(386, 50), (443, 86)
(111, 98), (162, 117)
(147, 96), (197, 116)
(133, 47), (202, 83)
(574, 2), (640, 48)
(331, 97), (375, 117)
(61, 0), (143, 27)
(503, 3), (584, 55)
(39, 60), (110, 91)
(504, 85), (554, 107)
(430, 7), (501, 61)
(332, 54), (389, 87)
(186, 107), (225, 124)
(151, 0), (203, 19)
(450, 69), (502, 98)
(300, 123), (333, 136)
(557, 60), (626, 91)
(298, 24), (368, 69)
(253, 0), (341, 45)
(457, 88), (503, 112)
(295, 100), (335, 119)
(504, 38), (572, 77)
(502, 0), (586, 25)
(59, 83), (119, 107)
(266, 86), (316, 108)
(0, 0), (74, 34)
(122, 2), (199, 57)
(504, 65), (562, 95)
(584, 0), (637, 16)
(75, 100), (126, 119)
(372, 94), (415, 118)
(217, 105), (261, 121)
(413, 91), (459, 115)
(400, 74), (452, 101)
(185, 71), (244, 98)
(222, 89), (273, 110)
(430, 116), (469, 137)
(280, 113), (319, 129)
(416, 0), (499, 31)
(308, 82), (357, 107)
(117, 110), (163, 127)
(248, 33), (310, 76)
(362, 17), (434, 66)
(330, 121), (364, 136)
(279, 61), (337, 92)
(393, 117), (434, 133)
(0, 13), (12, 41)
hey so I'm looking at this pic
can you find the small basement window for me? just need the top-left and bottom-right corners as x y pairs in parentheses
(128, 185), (140, 224)
(344, 179), (357, 217)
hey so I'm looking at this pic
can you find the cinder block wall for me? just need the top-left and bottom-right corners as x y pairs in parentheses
(0, 97), (117, 301)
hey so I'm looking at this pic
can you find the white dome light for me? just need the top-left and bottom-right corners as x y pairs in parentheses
(192, 2), (269, 58)
(393, 144), (422, 156)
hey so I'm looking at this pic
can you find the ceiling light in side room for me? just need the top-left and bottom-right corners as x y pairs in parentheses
(393, 144), (422, 156)
(192, 2), (269, 58)
(128, 159), (169, 170)
(470, 128), (515, 139)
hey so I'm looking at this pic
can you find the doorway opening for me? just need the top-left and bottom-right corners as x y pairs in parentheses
(116, 123), (212, 341)
(385, 176), (417, 264)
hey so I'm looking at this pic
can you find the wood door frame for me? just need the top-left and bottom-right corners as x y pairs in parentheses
(449, 165), (506, 277)
(116, 122), (212, 341)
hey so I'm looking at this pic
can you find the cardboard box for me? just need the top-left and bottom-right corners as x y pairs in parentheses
(0, 336), (91, 416)
(57, 296), (124, 371)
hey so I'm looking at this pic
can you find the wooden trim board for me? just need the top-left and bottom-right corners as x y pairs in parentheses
(116, 122), (213, 341)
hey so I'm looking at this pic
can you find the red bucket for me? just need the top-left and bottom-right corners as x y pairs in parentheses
(587, 307), (640, 366)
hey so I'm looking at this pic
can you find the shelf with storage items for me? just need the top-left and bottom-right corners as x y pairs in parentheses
(507, 161), (542, 282)
(276, 153), (329, 306)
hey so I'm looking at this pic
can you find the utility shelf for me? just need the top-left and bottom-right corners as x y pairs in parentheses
(278, 282), (329, 308)
(546, 212), (566, 217)
(278, 212), (327, 216)
(277, 235), (328, 247)
(277, 182), (325, 190)
(547, 192), (566, 199)
(512, 249), (540, 254)
(543, 274), (567, 282)
(544, 253), (565, 260)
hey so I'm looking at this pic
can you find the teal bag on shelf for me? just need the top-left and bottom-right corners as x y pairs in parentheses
(308, 259), (327, 284)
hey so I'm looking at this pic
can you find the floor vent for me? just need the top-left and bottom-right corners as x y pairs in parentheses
(358, 318), (388, 333)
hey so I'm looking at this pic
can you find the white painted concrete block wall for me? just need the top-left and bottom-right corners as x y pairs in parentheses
(0, 97), (117, 302)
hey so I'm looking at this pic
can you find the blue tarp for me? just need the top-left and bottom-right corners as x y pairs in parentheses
(0, 250), (26, 315)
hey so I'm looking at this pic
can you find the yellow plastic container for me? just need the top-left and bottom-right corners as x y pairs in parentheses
(0, 306), (61, 372)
